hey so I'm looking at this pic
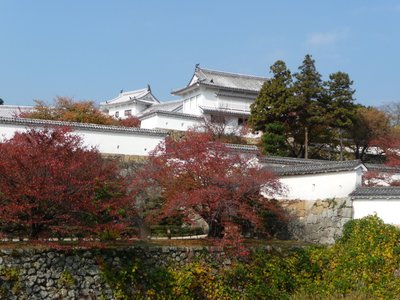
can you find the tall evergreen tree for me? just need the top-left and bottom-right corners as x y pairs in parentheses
(325, 72), (356, 160)
(0, 98), (3, 105)
(293, 54), (325, 158)
(249, 60), (293, 132)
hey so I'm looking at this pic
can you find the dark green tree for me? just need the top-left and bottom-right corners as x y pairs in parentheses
(261, 122), (289, 156)
(0, 98), (3, 105)
(325, 72), (357, 160)
(249, 60), (293, 132)
(293, 54), (325, 159)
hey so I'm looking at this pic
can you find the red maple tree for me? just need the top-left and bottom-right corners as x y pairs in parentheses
(0, 127), (132, 239)
(117, 115), (141, 128)
(361, 130), (400, 186)
(133, 131), (282, 244)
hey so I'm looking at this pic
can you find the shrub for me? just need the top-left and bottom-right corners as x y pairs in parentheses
(294, 215), (400, 298)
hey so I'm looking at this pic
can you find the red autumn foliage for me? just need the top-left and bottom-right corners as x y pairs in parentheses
(19, 97), (141, 128)
(0, 127), (132, 239)
(374, 133), (400, 167)
(362, 130), (400, 186)
(117, 115), (141, 128)
(133, 131), (282, 244)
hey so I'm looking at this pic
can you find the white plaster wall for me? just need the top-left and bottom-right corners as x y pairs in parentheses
(353, 200), (400, 225)
(140, 114), (201, 131)
(106, 102), (147, 119)
(182, 95), (202, 116)
(180, 87), (254, 122)
(182, 87), (215, 115)
(271, 170), (362, 201)
(75, 130), (163, 156)
(217, 95), (252, 112)
(0, 122), (165, 156)
(201, 88), (218, 108)
(140, 116), (159, 130)
(1, 123), (28, 140)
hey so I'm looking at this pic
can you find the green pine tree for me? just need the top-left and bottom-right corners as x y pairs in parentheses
(325, 71), (357, 160)
(249, 60), (293, 132)
(293, 54), (325, 158)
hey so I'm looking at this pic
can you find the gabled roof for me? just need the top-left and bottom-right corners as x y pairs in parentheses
(100, 86), (159, 107)
(172, 65), (267, 95)
(263, 159), (366, 176)
(139, 100), (183, 116)
(350, 187), (400, 199)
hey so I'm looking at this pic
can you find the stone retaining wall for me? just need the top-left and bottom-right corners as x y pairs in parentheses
(279, 197), (353, 244)
(0, 246), (234, 300)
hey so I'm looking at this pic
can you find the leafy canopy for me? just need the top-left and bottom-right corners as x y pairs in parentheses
(133, 130), (282, 245)
(0, 127), (132, 238)
(20, 96), (140, 127)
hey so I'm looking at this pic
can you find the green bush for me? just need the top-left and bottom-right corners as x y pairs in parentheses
(305, 215), (400, 298)
(100, 256), (175, 299)
(98, 216), (400, 299)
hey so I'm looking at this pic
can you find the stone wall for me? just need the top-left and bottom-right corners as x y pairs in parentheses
(278, 197), (353, 244)
(0, 246), (235, 300)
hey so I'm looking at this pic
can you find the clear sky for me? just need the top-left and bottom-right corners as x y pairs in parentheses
(1, 1), (399, 107)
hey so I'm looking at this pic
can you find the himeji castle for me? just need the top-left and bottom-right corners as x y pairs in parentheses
(100, 64), (267, 133)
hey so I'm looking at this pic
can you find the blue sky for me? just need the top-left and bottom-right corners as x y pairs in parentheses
(1, 1), (400, 107)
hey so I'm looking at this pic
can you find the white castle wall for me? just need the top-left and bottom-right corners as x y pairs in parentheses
(140, 113), (202, 131)
(353, 199), (400, 225)
(0, 118), (167, 156)
(269, 169), (363, 201)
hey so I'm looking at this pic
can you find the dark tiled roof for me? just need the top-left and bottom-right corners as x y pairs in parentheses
(259, 156), (331, 167)
(0, 117), (168, 137)
(172, 66), (267, 95)
(224, 143), (259, 152)
(364, 163), (400, 173)
(350, 187), (400, 199)
(265, 159), (365, 176)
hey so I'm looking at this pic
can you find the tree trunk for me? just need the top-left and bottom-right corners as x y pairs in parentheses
(30, 223), (42, 239)
(304, 126), (309, 159)
(208, 219), (224, 238)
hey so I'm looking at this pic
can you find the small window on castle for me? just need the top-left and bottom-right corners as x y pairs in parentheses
(238, 118), (248, 126)
(115, 111), (119, 118)
(124, 110), (132, 116)
(211, 115), (225, 124)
